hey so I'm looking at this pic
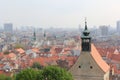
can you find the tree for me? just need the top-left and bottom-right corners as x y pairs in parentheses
(14, 43), (24, 49)
(0, 74), (12, 80)
(31, 62), (43, 69)
(15, 68), (38, 80)
(3, 51), (9, 55)
(56, 59), (69, 70)
(37, 66), (73, 80)
(15, 66), (73, 80)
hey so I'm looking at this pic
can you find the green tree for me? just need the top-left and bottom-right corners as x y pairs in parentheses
(14, 43), (24, 49)
(15, 68), (38, 80)
(3, 51), (9, 55)
(0, 74), (12, 80)
(37, 66), (73, 80)
(15, 66), (73, 80)
(31, 62), (43, 69)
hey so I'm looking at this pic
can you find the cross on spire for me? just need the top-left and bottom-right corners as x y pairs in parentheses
(33, 28), (36, 41)
(85, 17), (87, 30)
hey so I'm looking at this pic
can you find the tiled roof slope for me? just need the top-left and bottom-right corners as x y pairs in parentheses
(91, 44), (110, 72)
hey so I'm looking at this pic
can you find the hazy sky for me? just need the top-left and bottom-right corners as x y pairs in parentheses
(0, 0), (120, 28)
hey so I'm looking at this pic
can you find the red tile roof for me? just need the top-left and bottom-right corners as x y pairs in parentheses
(91, 44), (110, 72)
(111, 64), (120, 74)
(54, 47), (63, 53)
(0, 70), (12, 76)
(32, 56), (59, 66)
(32, 48), (39, 53)
(107, 53), (120, 61)
(16, 48), (25, 54)
(64, 48), (71, 52)
(8, 53), (16, 58)
(96, 47), (115, 57)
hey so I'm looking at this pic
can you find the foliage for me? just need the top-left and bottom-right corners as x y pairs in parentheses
(15, 68), (38, 80)
(14, 43), (24, 49)
(37, 66), (73, 80)
(15, 66), (73, 80)
(31, 62), (43, 69)
(0, 74), (12, 80)
(56, 59), (69, 70)
(3, 51), (9, 55)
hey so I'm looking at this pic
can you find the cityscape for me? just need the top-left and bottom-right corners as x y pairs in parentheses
(0, 0), (120, 80)
(0, 20), (119, 80)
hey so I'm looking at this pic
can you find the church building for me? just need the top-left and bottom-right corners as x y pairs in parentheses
(69, 20), (110, 80)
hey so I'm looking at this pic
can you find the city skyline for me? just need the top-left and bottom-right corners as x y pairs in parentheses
(0, 0), (120, 28)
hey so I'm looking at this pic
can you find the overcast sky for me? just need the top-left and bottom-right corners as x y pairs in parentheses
(0, 0), (120, 28)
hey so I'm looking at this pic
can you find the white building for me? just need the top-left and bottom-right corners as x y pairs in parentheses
(4, 23), (13, 32)
(116, 20), (120, 34)
(99, 25), (108, 36)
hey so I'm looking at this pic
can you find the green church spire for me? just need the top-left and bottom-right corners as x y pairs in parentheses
(33, 29), (36, 41)
(83, 18), (90, 36)
(85, 18), (87, 30)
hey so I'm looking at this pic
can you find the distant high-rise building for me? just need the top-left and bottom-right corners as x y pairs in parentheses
(78, 24), (82, 36)
(117, 21), (120, 33)
(4, 23), (13, 32)
(99, 25), (108, 36)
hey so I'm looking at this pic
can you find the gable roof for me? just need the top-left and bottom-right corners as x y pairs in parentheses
(32, 48), (39, 53)
(96, 46), (115, 57)
(8, 53), (16, 58)
(107, 52), (120, 61)
(91, 44), (110, 72)
(16, 48), (25, 54)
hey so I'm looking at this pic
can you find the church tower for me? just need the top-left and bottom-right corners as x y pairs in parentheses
(81, 19), (91, 51)
(44, 31), (47, 40)
(69, 19), (110, 80)
(33, 29), (36, 41)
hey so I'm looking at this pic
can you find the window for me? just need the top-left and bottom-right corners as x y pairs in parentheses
(83, 39), (89, 42)
(90, 66), (93, 69)
(79, 66), (81, 68)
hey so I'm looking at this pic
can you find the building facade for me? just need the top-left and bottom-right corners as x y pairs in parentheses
(4, 23), (13, 32)
(117, 21), (120, 34)
(99, 25), (108, 36)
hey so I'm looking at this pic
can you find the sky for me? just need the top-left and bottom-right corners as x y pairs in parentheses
(0, 0), (120, 28)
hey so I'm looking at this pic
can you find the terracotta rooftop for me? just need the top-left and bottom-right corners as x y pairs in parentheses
(0, 70), (12, 76)
(54, 47), (63, 53)
(91, 44), (110, 72)
(8, 53), (16, 58)
(32, 56), (59, 66)
(32, 48), (39, 53)
(16, 48), (25, 54)
(107, 52), (120, 61)
(96, 47), (115, 57)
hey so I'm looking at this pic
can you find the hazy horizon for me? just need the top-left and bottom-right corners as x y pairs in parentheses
(0, 0), (120, 28)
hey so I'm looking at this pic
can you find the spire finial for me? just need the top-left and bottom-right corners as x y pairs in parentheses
(85, 17), (87, 30)
(44, 30), (46, 38)
(33, 28), (36, 41)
